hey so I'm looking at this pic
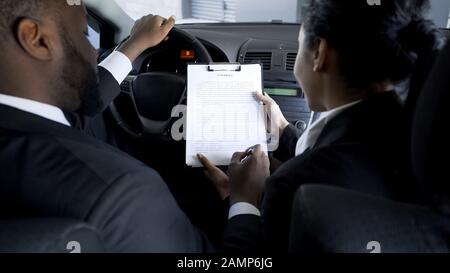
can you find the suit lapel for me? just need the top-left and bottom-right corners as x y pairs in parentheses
(313, 105), (361, 149)
(63, 111), (85, 130)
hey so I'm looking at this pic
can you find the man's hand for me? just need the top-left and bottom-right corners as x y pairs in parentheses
(255, 92), (290, 137)
(197, 154), (230, 200)
(228, 145), (270, 207)
(118, 15), (176, 62)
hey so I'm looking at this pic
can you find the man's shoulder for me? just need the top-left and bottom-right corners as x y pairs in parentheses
(54, 133), (152, 181)
(1, 129), (162, 197)
(1, 129), (165, 218)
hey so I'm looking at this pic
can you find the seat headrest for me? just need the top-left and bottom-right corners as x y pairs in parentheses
(412, 40), (450, 207)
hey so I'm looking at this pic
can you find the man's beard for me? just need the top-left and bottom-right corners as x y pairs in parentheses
(58, 36), (103, 117)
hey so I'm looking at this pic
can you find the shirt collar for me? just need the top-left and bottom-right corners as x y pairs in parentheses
(318, 100), (363, 124)
(0, 93), (71, 127)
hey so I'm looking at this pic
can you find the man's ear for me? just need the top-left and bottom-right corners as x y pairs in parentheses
(312, 38), (328, 72)
(15, 18), (54, 61)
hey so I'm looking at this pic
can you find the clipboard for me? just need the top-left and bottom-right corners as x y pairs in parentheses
(185, 63), (268, 167)
(207, 63), (242, 72)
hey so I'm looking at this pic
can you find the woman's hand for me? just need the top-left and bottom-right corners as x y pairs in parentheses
(197, 154), (230, 200)
(254, 92), (290, 137)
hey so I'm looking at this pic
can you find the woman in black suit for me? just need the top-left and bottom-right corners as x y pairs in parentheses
(199, 0), (445, 252)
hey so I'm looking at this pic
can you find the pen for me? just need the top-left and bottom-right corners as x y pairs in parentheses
(240, 148), (254, 163)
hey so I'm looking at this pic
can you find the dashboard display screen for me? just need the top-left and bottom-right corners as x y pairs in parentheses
(264, 88), (298, 97)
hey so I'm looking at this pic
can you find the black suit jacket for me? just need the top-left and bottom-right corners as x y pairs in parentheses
(225, 92), (415, 252)
(0, 67), (211, 252)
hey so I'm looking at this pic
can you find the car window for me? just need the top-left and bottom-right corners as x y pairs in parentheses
(114, 0), (304, 23)
(87, 25), (100, 49)
(429, 0), (450, 28)
(114, 0), (450, 28)
(448, 10), (450, 28)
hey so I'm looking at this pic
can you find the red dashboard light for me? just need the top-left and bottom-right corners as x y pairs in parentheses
(181, 50), (195, 60)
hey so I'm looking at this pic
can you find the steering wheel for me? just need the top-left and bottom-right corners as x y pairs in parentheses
(108, 27), (213, 138)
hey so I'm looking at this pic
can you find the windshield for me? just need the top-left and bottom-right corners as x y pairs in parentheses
(114, 0), (307, 24)
(114, 0), (450, 27)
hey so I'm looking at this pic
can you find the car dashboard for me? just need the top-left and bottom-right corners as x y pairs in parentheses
(130, 23), (311, 133)
(185, 23), (311, 132)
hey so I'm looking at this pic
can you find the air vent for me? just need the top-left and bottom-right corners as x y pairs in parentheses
(244, 52), (272, 70)
(286, 52), (297, 71)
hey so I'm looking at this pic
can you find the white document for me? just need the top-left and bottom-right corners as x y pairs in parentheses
(186, 64), (268, 167)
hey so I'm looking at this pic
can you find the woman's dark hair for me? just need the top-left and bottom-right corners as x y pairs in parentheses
(302, 0), (445, 88)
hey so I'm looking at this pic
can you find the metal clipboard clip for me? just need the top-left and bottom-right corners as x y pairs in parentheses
(207, 63), (242, 72)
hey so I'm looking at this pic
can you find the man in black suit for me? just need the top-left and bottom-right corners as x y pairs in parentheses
(0, 0), (212, 252)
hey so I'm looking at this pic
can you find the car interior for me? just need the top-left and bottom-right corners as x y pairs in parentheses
(1, 0), (450, 253)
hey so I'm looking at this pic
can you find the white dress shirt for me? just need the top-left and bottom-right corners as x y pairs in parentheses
(98, 51), (133, 84)
(0, 51), (132, 127)
(0, 93), (72, 126)
(228, 202), (261, 219)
